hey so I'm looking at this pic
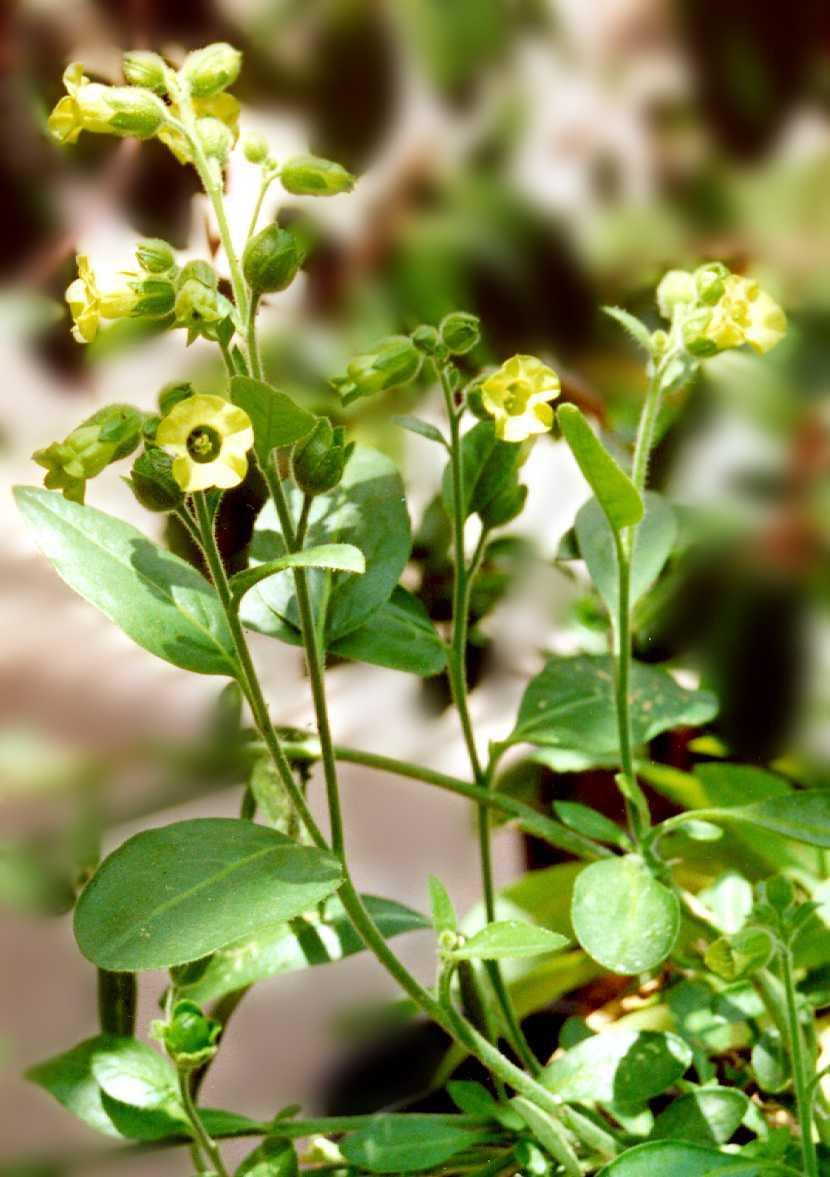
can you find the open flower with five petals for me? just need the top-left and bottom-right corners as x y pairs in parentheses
(479, 355), (560, 443)
(156, 394), (253, 493)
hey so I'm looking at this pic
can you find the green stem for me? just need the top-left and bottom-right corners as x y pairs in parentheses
(178, 1071), (230, 1177)
(611, 533), (649, 843)
(97, 970), (136, 1037)
(438, 361), (538, 1074)
(247, 291), (263, 381)
(781, 944), (819, 1177)
(246, 172), (275, 242)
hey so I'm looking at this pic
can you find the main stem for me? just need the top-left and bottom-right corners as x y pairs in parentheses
(439, 363), (540, 1075)
(178, 1071), (230, 1177)
(781, 944), (819, 1177)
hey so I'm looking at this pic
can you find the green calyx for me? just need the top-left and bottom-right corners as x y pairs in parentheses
(243, 225), (304, 296)
(291, 419), (351, 496)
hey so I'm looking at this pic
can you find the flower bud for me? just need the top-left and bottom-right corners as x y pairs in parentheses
(291, 419), (350, 496)
(78, 83), (166, 139)
(175, 278), (221, 325)
(331, 335), (422, 406)
(33, 404), (143, 502)
(128, 276), (176, 318)
(135, 238), (175, 274)
(694, 261), (730, 305)
(122, 50), (168, 94)
(153, 1000), (221, 1070)
(128, 447), (184, 511)
(411, 324), (441, 354)
(279, 155), (355, 197)
(180, 42), (242, 98)
(177, 259), (218, 290)
(242, 225), (304, 296)
(158, 381), (195, 416)
(439, 311), (481, 355)
(656, 268), (697, 320)
(197, 116), (234, 165)
(682, 308), (719, 357)
(242, 132), (269, 164)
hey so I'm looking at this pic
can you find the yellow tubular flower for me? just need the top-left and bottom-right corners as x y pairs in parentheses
(721, 275), (787, 355)
(65, 256), (138, 343)
(48, 62), (166, 145)
(156, 394), (253, 493)
(480, 355), (560, 443)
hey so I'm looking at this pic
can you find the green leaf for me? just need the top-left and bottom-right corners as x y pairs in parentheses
(428, 875), (457, 934)
(704, 928), (775, 981)
(575, 493), (677, 615)
(543, 1027), (692, 1105)
(230, 376), (316, 462)
(570, 856), (680, 974)
(596, 1142), (798, 1176)
(229, 544), (365, 604)
(242, 445), (411, 644)
(602, 306), (653, 352)
(74, 818), (342, 971)
(557, 404), (643, 532)
(441, 420), (521, 521)
(340, 1116), (483, 1174)
(446, 1081), (522, 1130)
(172, 894), (428, 1005)
(393, 415), (448, 448)
(91, 1039), (180, 1113)
(511, 1097), (580, 1177)
(14, 487), (238, 678)
(720, 790), (830, 848)
(450, 921), (569, 961)
(99, 1091), (186, 1142)
(236, 1136), (299, 1176)
(329, 586), (447, 676)
(27, 1035), (123, 1138)
(509, 655), (717, 756)
(650, 1087), (749, 1146)
(552, 802), (630, 849)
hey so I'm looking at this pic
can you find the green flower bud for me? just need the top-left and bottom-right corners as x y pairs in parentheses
(197, 116), (233, 165)
(135, 237), (175, 274)
(88, 403), (145, 458)
(158, 381), (195, 416)
(331, 335), (422, 406)
(478, 481), (527, 529)
(242, 225), (304, 296)
(122, 50), (168, 94)
(175, 278), (221, 325)
(180, 42), (242, 98)
(656, 268), (697, 320)
(279, 155), (355, 197)
(439, 311), (481, 355)
(237, 1137), (298, 1177)
(411, 324), (441, 354)
(291, 419), (350, 496)
(682, 308), (719, 357)
(33, 404), (143, 502)
(128, 447), (184, 511)
(153, 999), (221, 1070)
(128, 276), (176, 318)
(694, 260), (730, 305)
(78, 83), (166, 139)
(177, 260), (218, 290)
(242, 132), (269, 164)
(650, 329), (669, 361)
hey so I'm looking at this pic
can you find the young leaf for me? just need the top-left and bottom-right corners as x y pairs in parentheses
(602, 305), (653, 352)
(557, 404), (643, 532)
(74, 818), (343, 971)
(575, 493), (677, 616)
(393, 415), (449, 449)
(441, 420), (521, 522)
(173, 894), (429, 1005)
(704, 928), (775, 981)
(329, 586), (447, 676)
(340, 1115), (483, 1174)
(14, 487), (239, 678)
(570, 856), (680, 974)
(428, 875), (457, 934)
(511, 1097), (580, 1177)
(229, 544), (365, 604)
(543, 1027), (692, 1105)
(230, 375), (315, 462)
(446, 1081), (523, 1130)
(552, 801), (630, 849)
(650, 1087), (749, 1145)
(450, 921), (568, 961)
(509, 655), (717, 757)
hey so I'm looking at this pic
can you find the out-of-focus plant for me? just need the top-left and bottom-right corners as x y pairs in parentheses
(12, 41), (830, 1177)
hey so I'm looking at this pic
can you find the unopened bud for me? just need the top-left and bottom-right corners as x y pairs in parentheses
(331, 335), (422, 406)
(129, 276), (176, 318)
(242, 132), (269, 164)
(291, 419), (350, 496)
(439, 311), (481, 355)
(197, 116), (233, 165)
(180, 42), (242, 98)
(280, 155), (355, 197)
(411, 324), (441, 354)
(242, 224), (304, 296)
(129, 447), (184, 511)
(656, 268), (697, 320)
(177, 260), (218, 290)
(78, 83), (166, 139)
(153, 1000), (221, 1070)
(694, 261), (730, 305)
(135, 238), (175, 274)
(122, 50), (168, 94)
(175, 278), (221, 325)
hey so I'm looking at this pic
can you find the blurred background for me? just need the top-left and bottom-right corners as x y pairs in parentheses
(2, 0), (830, 1172)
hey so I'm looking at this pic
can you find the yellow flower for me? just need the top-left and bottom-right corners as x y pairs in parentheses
(47, 62), (166, 145)
(480, 355), (560, 443)
(156, 394), (253, 493)
(65, 255), (138, 343)
(721, 275), (787, 355)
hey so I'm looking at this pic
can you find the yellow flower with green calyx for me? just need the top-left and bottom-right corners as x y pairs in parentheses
(65, 255), (138, 343)
(156, 394), (253, 493)
(480, 355), (560, 443)
(720, 274), (787, 356)
(48, 62), (166, 145)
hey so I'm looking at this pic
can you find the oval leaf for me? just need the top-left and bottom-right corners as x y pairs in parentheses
(14, 487), (238, 677)
(575, 493), (677, 616)
(543, 1027), (692, 1105)
(230, 544), (365, 604)
(329, 586), (447, 676)
(723, 790), (830, 848)
(571, 856), (680, 974)
(557, 404), (643, 532)
(650, 1087), (749, 1145)
(450, 921), (569, 961)
(74, 819), (343, 971)
(230, 375), (316, 462)
(597, 1142), (796, 1176)
(341, 1116), (483, 1174)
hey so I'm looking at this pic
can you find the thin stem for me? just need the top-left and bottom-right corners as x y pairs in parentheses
(247, 291), (263, 381)
(781, 944), (819, 1177)
(246, 172), (275, 242)
(178, 1071), (230, 1177)
(611, 532), (649, 843)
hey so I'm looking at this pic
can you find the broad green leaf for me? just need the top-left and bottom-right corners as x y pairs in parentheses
(91, 1039), (180, 1116)
(229, 544), (365, 604)
(329, 586), (447, 676)
(596, 1141), (792, 1176)
(230, 376), (315, 462)
(575, 493), (677, 616)
(74, 818), (342, 971)
(509, 655), (717, 756)
(720, 789), (830, 848)
(557, 404), (643, 532)
(393, 415), (448, 448)
(602, 306), (653, 352)
(172, 894), (428, 1005)
(428, 875), (457, 934)
(543, 1027), (692, 1104)
(340, 1116), (483, 1174)
(441, 420), (521, 521)
(26, 1035), (123, 1138)
(571, 856), (680, 974)
(651, 1087), (749, 1146)
(450, 921), (568, 961)
(511, 1097), (580, 1177)
(14, 487), (238, 677)
(751, 1031), (789, 1092)
(99, 1091), (187, 1142)
(242, 445), (410, 643)
(552, 801), (630, 849)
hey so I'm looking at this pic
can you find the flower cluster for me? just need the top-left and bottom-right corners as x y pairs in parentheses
(657, 262), (787, 358)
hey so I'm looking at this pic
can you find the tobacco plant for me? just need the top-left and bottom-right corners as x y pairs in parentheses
(16, 42), (830, 1177)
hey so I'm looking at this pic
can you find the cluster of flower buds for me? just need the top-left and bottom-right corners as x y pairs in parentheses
(656, 262), (787, 359)
(33, 404), (145, 502)
(173, 260), (234, 338)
